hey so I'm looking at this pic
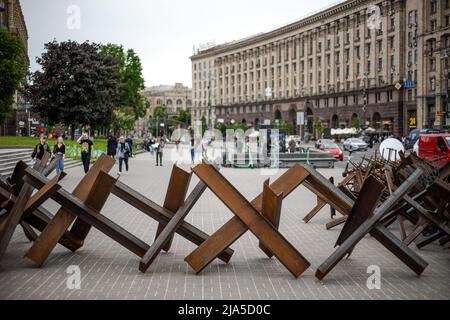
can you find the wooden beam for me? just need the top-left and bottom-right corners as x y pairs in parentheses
(188, 164), (311, 278)
(154, 164), (192, 253)
(139, 180), (206, 273)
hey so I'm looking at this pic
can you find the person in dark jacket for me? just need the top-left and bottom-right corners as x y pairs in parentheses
(31, 135), (50, 161)
(125, 136), (134, 158)
(107, 133), (118, 159)
(77, 132), (94, 174)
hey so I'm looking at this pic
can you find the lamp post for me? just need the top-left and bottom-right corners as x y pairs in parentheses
(207, 69), (215, 130)
(362, 72), (369, 130)
(443, 50), (450, 128)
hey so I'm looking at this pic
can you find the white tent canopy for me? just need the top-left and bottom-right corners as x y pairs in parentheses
(331, 128), (358, 136)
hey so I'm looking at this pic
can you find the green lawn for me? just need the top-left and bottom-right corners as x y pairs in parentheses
(0, 136), (108, 150)
(0, 136), (144, 159)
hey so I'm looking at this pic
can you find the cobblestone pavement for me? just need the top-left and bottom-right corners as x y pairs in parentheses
(0, 150), (449, 300)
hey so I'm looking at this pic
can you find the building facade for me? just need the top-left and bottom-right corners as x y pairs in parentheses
(191, 0), (450, 137)
(0, 0), (30, 136)
(136, 83), (192, 133)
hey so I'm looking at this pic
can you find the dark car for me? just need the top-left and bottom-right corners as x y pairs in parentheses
(405, 129), (442, 150)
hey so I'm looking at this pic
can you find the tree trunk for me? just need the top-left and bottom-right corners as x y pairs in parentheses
(70, 126), (75, 140)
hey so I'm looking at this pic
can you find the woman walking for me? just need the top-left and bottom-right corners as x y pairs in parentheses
(116, 135), (131, 175)
(53, 136), (66, 175)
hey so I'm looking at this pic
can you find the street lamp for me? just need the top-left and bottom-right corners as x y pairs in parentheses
(207, 69), (215, 130)
(442, 50), (450, 127)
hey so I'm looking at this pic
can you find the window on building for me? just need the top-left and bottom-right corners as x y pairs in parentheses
(430, 0), (437, 14)
(430, 77), (436, 91)
(430, 20), (437, 32)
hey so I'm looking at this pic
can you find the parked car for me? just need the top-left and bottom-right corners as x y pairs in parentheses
(318, 142), (344, 161)
(343, 138), (368, 152)
(405, 129), (442, 150)
(413, 139), (419, 155)
(418, 134), (450, 167)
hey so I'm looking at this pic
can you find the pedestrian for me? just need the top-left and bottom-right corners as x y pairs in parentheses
(288, 138), (296, 153)
(53, 136), (66, 175)
(77, 132), (94, 174)
(107, 133), (118, 160)
(126, 135), (134, 158)
(190, 134), (196, 164)
(116, 135), (131, 175)
(31, 134), (50, 161)
(149, 135), (156, 155)
(155, 136), (165, 166)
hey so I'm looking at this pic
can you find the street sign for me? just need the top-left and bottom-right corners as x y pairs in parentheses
(297, 112), (305, 126)
(437, 112), (447, 117)
(403, 80), (417, 88)
(394, 82), (402, 90)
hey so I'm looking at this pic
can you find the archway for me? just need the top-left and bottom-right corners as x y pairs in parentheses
(351, 113), (359, 129)
(289, 108), (297, 126)
(275, 110), (282, 122)
(372, 112), (381, 130)
(242, 119), (247, 125)
(331, 115), (339, 129)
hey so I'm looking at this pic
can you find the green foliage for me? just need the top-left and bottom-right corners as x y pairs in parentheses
(154, 105), (168, 119)
(352, 116), (362, 130)
(216, 122), (250, 135)
(101, 44), (147, 120)
(314, 119), (324, 135)
(274, 122), (295, 135)
(25, 40), (121, 136)
(0, 28), (28, 124)
(200, 116), (207, 135)
(111, 108), (135, 132)
(177, 108), (191, 127)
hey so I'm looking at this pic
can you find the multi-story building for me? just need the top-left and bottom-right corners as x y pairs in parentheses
(191, 0), (450, 137)
(136, 83), (192, 133)
(0, 0), (30, 136)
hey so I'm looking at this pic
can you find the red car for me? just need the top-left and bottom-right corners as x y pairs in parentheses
(318, 142), (344, 161)
(418, 134), (450, 168)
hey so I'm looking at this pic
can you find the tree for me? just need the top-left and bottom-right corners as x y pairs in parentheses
(0, 28), (28, 124)
(177, 108), (191, 127)
(153, 105), (167, 119)
(101, 44), (147, 120)
(25, 40), (121, 139)
(352, 116), (362, 130)
(314, 119), (324, 138)
(111, 109), (135, 133)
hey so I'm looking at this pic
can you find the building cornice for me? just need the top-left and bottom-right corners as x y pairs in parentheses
(191, 0), (375, 60)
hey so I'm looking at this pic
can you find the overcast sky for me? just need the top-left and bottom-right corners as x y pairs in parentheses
(22, 0), (341, 88)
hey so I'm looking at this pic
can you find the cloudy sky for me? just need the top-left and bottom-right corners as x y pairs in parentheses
(22, 0), (341, 88)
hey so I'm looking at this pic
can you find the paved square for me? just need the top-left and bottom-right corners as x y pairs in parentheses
(0, 151), (449, 300)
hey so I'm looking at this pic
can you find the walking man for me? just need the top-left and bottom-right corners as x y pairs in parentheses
(31, 134), (50, 161)
(77, 132), (94, 174)
(107, 133), (118, 159)
(155, 136), (165, 166)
